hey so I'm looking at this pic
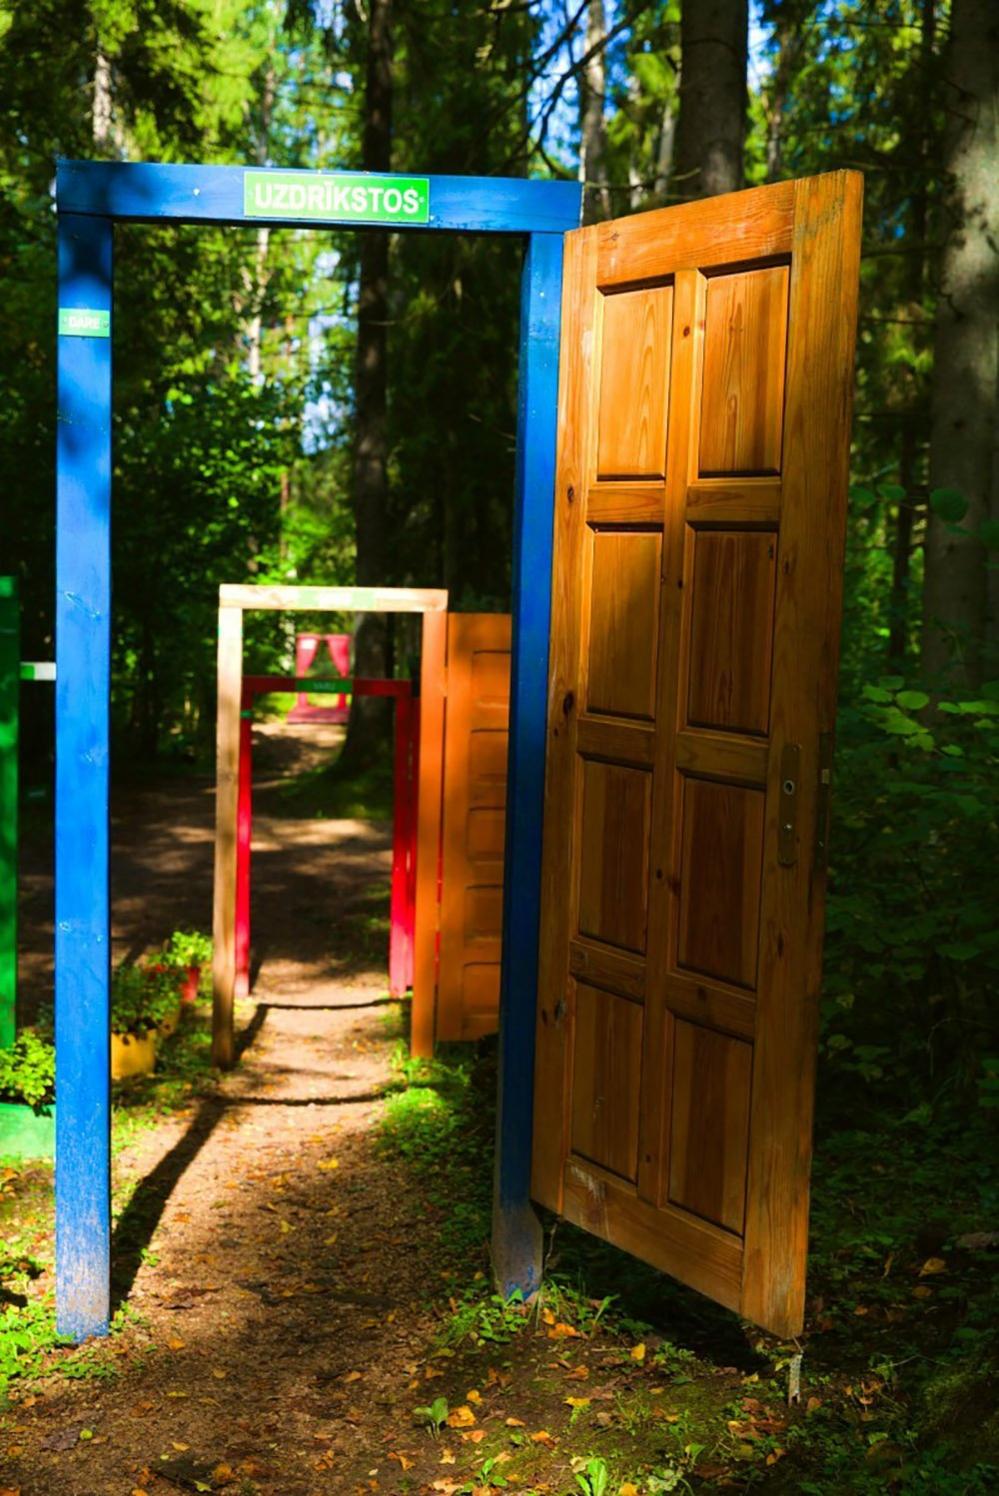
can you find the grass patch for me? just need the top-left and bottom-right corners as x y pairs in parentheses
(376, 1037), (999, 1493)
(0, 1000), (220, 1404)
(277, 741), (394, 820)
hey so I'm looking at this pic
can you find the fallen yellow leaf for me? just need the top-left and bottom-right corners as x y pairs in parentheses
(389, 1452), (414, 1470)
(530, 1430), (554, 1445)
(919, 1257), (947, 1277)
(317, 1158), (340, 1171)
(440, 1448), (456, 1464)
(212, 1368), (227, 1380)
(447, 1405), (477, 1428)
(505, 1417), (526, 1427)
(167, 1338), (185, 1351)
(171, 1442), (190, 1452)
(466, 1389), (482, 1404)
(630, 1342), (646, 1362)
(565, 1396), (590, 1409)
(620, 1484), (640, 1496)
(343, 1370), (363, 1383)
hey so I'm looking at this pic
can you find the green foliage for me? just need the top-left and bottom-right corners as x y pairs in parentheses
(162, 928), (212, 970)
(823, 673), (999, 1095)
(573, 1456), (609, 1496)
(110, 963), (180, 1035)
(0, 1031), (54, 1110)
(412, 1394), (449, 1433)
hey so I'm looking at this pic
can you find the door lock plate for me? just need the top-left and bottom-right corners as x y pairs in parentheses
(778, 744), (801, 866)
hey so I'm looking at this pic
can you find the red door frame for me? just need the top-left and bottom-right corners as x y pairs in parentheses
(237, 676), (416, 1001)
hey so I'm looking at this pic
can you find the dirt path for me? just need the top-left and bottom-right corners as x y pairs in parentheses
(6, 724), (460, 1495)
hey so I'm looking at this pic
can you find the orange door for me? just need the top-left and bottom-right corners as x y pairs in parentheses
(436, 613), (512, 1042)
(532, 173), (863, 1338)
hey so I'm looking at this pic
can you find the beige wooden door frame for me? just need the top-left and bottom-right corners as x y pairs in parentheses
(211, 583), (448, 1067)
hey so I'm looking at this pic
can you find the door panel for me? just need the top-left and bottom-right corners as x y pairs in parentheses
(533, 173), (863, 1337)
(435, 613), (511, 1042)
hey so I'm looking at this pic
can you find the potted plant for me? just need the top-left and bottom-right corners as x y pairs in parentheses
(162, 929), (213, 1003)
(0, 1030), (56, 1159)
(110, 964), (178, 1080)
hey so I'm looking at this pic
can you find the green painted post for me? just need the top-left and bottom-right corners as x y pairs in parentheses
(0, 576), (18, 1048)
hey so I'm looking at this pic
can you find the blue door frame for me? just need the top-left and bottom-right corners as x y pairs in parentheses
(54, 160), (580, 1339)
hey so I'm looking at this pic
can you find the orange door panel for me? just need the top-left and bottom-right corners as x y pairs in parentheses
(532, 173), (863, 1337)
(436, 613), (512, 1042)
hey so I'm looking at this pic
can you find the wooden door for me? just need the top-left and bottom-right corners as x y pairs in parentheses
(436, 613), (512, 1042)
(532, 173), (863, 1338)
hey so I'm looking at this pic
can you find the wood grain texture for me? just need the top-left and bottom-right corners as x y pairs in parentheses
(533, 171), (861, 1339)
(411, 608), (448, 1059)
(570, 984), (644, 1180)
(677, 776), (765, 990)
(740, 171), (863, 1337)
(686, 479), (782, 526)
(596, 285), (673, 478)
(699, 266), (789, 475)
(687, 531), (777, 735)
(668, 1019), (752, 1234)
(586, 530), (661, 719)
(596, 180), (795, 286)
(587, 483), (666, 525)
(562, 1160), (743, 1312)
(532, 228), (598, 1213)
(436, 613), (511, 1043)
(577, 759), (652, 954)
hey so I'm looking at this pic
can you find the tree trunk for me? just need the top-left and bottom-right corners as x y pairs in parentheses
(923, 0), (998, 683)
(673, 0), (748, 200)
(888, 0), (935, 669)
(340, 0), (393, 771)
(763, 4), (807, 183)
(579, 0), (610, 223)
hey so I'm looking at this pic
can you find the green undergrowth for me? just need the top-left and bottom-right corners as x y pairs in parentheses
(0, 1000), (221, 1403)
(378, 1038), (999, 1492)
(276, 737), (394, 821)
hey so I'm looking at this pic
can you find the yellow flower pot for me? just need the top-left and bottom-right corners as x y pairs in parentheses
(157, 1002), (183, 1038)
(110, 1030), (157, 1080)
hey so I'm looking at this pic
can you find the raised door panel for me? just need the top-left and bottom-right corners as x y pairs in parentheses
(596, 285), (673, 479)
(570, 984), (644, 1181)
(686, 531), (777, 736)
(436, 613), (511, 1043)
(698, 265), (789, 476)
(577, 760), (651, 955)
(534, 173), (863, 1339)
(586, 531), (661, 721)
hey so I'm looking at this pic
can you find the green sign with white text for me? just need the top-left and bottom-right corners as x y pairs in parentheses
(58, 308), (110, 338)
(243, 170), (430, 226)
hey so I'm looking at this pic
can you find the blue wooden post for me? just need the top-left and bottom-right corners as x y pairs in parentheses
(50, 160), (580, 1338)
(492, 230), (566, 1297)
(55, 211), (113, 1340)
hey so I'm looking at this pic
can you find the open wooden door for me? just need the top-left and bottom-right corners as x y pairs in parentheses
(436, 613), (512, 1042)
(532, 173), (862, 1338)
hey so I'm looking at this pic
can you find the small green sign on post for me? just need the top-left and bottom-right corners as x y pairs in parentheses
(58, 308), (111, 337)
(243, 169), (430, 226)
(0, 576), (18, 1049)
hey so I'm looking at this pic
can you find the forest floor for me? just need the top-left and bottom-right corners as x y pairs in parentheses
(2, 723), (998, 1496)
